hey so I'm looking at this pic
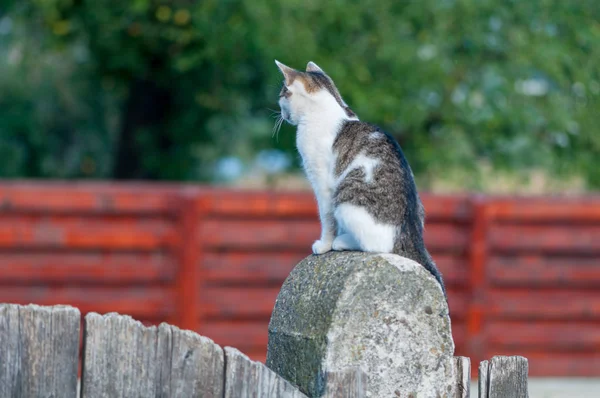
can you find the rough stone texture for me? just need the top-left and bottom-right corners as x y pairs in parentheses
(266, 252), (456, 398)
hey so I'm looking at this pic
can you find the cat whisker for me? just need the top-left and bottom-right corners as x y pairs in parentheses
(272, 115), (284, 142)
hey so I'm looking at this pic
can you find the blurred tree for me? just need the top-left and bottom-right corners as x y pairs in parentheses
(0, 0), (599, 188)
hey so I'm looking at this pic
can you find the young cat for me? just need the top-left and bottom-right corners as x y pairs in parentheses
(275, 60), (446, 297)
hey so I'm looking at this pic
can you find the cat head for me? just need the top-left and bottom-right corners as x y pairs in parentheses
(275, 60), (356, 126)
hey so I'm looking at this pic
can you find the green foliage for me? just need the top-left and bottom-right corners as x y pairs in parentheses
(1, 0), (599, 188)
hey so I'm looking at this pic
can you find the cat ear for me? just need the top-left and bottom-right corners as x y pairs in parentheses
(275, 60), (297, 86)
(306, 61), (325, 74)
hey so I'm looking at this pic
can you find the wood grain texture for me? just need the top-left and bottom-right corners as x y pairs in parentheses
(0, 304), (80, 398)
(453, 356), (471, 398)
(478, 360), (489, 398)
(321, 368), (367, 398)
(81, 312), (224, 398)
(478, 356), (528, 398)
(224, 346), (307, 398)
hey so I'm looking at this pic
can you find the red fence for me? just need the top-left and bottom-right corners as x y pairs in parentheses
(0, 182), (598, 377)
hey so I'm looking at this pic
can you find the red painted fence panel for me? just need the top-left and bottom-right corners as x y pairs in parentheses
(0, 182), (599, 377)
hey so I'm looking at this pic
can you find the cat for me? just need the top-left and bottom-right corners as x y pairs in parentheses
(275, 60), (446, 297)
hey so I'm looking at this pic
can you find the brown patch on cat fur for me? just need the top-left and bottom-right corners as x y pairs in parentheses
(276, 60), (356, 118)
(297, 72), (357, 118)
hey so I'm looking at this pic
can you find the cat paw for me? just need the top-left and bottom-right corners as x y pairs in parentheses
(332, 234), (358, 251)
(312, 239), (332, 254)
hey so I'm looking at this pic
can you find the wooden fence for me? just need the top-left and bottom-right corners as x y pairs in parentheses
(0, 304), (529, 398)
(0, 182), (598, 376)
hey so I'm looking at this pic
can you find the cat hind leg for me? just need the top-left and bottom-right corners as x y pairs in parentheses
(332, 233), (360, 251)
(334, 203), (395, 253)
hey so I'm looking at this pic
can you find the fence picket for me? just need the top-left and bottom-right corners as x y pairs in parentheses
(0, 304), (80, 398)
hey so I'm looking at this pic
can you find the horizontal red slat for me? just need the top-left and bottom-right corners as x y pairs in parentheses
(200, 287), (280, 319)
(487, 321), (600, 350)
(451, 322), (467, 355)
(203, 252), (305, 284)
(0, 287), (175, 318)
(199, 320), (268, 351)
(489, 255), (600, 287)
(200, 190), (472, 221)
(0, 252), (176, 284)
(201, 220), (468, 252)
(0, 184), (178, 214)
(421, 194), (472, 222)
(200, 219), (319, 250)
(431, 254), (469, 287)
(0, 215), (176, 249)
(446, 288), (468, 320)
(487, 289), (600, 320)
(489, 224), (600, 253)
(488, 199), (600, 222)
(423, 223), (470, 252)
(201, 191), (317, 218)
(203, 252), (468, 287)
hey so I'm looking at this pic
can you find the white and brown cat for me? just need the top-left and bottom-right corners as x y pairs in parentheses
(275, 60), (446, 296)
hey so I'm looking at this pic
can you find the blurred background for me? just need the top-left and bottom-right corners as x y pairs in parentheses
(0, 0), (599, 395)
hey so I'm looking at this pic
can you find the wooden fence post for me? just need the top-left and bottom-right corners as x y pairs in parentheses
(176, 191), (203, 332)
(478, 356), (528, 398)
(454, 356), (471, 398)
(81, 312), (224, 397)
(468, 197), (491, 370)
(0, 304), (80, 398)
(321, 368), (368, 398)
(224, 346), (307, 398)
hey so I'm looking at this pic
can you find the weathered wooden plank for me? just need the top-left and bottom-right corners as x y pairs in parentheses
(321, 368), (367, 398)
(0, 304), (80, 398)
(454, 356), (470, 398)
(478, 360), (489, 398)
(479, 356), (528, 398)
(81, 312), (224, 398)
(224, 346), (307, 397)
(156, 323), (224, 397)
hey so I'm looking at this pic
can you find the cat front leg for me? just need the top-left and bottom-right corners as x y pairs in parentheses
(311, 186), (336, 254)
